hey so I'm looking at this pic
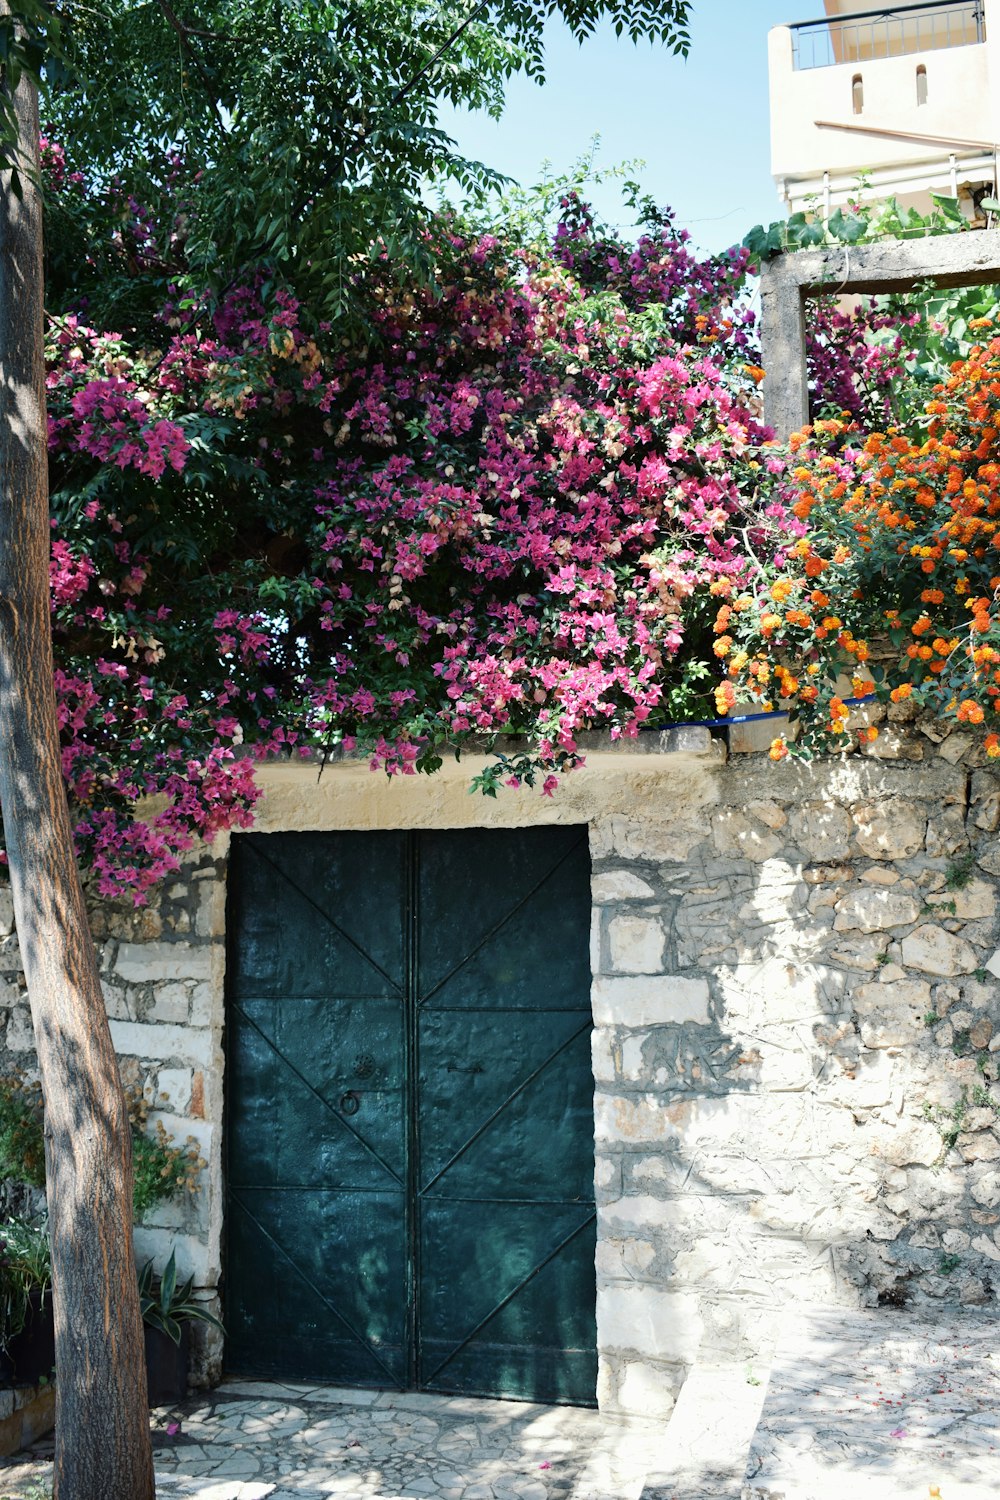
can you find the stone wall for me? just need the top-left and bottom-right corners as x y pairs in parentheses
(0, 856), (227, 1384)
(2, 727), (1000, 1415)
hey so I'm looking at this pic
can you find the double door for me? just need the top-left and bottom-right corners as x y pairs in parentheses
(224, 826), (596, 1404)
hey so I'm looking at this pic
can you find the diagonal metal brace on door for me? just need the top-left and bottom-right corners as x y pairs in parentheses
(418, 1017), (593, 1195)
(234, 1002), (404, 1186)
(230, 1191), (404, 1388)
(247, 839), (405, 996)
(422, 1210), (597, 1387)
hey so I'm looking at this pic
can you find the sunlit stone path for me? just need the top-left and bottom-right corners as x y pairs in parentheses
(0, 1381), (694, 1500)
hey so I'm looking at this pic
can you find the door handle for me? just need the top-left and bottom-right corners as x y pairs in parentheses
(340, 1090), (362, 1115)
(446, 1062), (483, 1075)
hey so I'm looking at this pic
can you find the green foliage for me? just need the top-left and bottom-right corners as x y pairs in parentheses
(938, 1252), (961, 1276)
(0, 1217), (51, 1354)
(0, 1076), (45, 1188)
(944, 851), (977, 891)
(138, 1249), (223, 1346)
(0, 1075), (204, 1222)
(743, 192), (971, 263)
(12, 0), (690, 329)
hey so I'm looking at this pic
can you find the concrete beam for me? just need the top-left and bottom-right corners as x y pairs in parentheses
(760, 228), (1000, 439)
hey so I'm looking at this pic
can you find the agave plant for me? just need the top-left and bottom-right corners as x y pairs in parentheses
(138, 1250), (223, 1347)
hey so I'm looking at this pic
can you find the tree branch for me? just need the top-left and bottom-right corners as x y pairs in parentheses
(153, 0), (227, 133)
(390, 0), (489, 107)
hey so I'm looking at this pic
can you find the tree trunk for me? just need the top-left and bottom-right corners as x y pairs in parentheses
(0, 24), (155, 1500)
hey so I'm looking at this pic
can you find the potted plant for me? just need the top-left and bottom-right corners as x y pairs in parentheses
(139, 1249), (223, 1405)
(0, 1217), (53, 1386)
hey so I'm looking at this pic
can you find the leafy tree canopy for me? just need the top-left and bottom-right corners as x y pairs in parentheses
(5, 0), (690, 325)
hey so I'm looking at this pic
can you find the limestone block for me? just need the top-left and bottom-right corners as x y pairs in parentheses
(970, 1018), (994, 1049)
(615, 1361), (677, 1419)
(901, 924), (978, 978)
(592, 870), (655, 902)
(826, 932), (890, 972)
(157, 1067), (193, 1114)
(833, 887), (921, 933)
(133, 1225), (218, 1287)
(596, 1237), (657, 1278)
(788, 801), (852, 862)
(0, 886), (13, 938)
(99, 978), (132, 1021)
(5, 1006), (34, 1052)
(595, 1091), (854, 1155)
(970, 1170), (1000, 1207)
(596, 1283), (704, 1363)
(858, 1007), (927, 1050)
(852, 978), (931, 1016)
(862, 725), (920, 760)
(972, 791), (1000, 833)
(748, 800), (787, 830)
(196, 879), (226, 939)
(851, 801), (926, 859)
(861, 867), (899, 886)
(608, 914), (666, 974)
(592, 975), (711, 1028)
(712, 809), (782, 863)
(738, 861), (809, 925)
(620, 1033), (651, 1083)
(949, 880), (997, 922)
(717, 959), (843, 1024)
(149, 982), (190, 1024)
(108, 1019), (215, 1067)
(925, 810), (969, 858)
(591, 1029), (617, 1083)
(938, 733), (973, 764)
(116, 941), (213, 983)
(959, 1133), (1000, 1163)
(874, 1119), (944, 1167)
(188, 980), (217, 1029)
(597, 816), (709, 863)
(594, 1156), (620, 1191)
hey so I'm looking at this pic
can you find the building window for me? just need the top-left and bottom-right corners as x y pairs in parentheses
(916, 65), (928, 106)
(852, 73), (864, 114)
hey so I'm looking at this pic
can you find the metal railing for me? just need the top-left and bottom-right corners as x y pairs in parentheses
(789, 0), (985, 70)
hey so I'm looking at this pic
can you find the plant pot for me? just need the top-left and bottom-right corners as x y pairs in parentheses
(0, 1289), (54, 1387)
(144, 1321), (189, 1406)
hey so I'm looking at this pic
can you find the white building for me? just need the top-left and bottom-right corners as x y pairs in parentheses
(769, 0), (1000, 217)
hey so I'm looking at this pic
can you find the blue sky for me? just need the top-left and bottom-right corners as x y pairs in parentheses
(437, 0), (801, 253)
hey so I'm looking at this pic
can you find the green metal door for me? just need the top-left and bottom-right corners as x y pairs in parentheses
(225, 826), (596, 1404)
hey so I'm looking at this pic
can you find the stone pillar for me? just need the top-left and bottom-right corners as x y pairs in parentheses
(760, 259), (809, 441)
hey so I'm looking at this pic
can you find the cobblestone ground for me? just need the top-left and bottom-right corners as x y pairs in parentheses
(0, 1382), (678, 1500)
(745, 1311), (1000, 1500)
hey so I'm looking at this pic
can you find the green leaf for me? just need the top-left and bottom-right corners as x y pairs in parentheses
(160, 1250), (177, 1312)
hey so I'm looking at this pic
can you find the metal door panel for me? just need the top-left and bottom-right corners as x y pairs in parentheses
(416, 828), (592, 1010)
(416, 1011), (595, 1201)
(230, 997), (406, 1189)
(225, 827), (595, 1403)
(225, 1189), (406, 1385)
(230, 832), (407, 999)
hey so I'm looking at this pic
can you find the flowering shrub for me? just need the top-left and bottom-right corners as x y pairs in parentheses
(717, 320), (1000, 759)
(38, 157), (790, 902)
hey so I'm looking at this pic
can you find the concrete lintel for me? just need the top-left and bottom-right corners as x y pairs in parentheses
(764, 226), (1000, 297)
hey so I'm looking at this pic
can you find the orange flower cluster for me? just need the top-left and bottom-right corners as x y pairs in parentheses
(716, 335), (1000, 757)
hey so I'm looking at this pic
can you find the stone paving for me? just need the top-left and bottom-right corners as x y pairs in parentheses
(746, 1310), (1000, 1500)
(0, 1381), (682, 1500)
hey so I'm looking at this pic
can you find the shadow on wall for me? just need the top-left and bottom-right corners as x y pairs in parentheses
(591, 735), (1000, 1417)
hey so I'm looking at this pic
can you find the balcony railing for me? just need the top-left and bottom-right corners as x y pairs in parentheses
(789, 0), (985, 70)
